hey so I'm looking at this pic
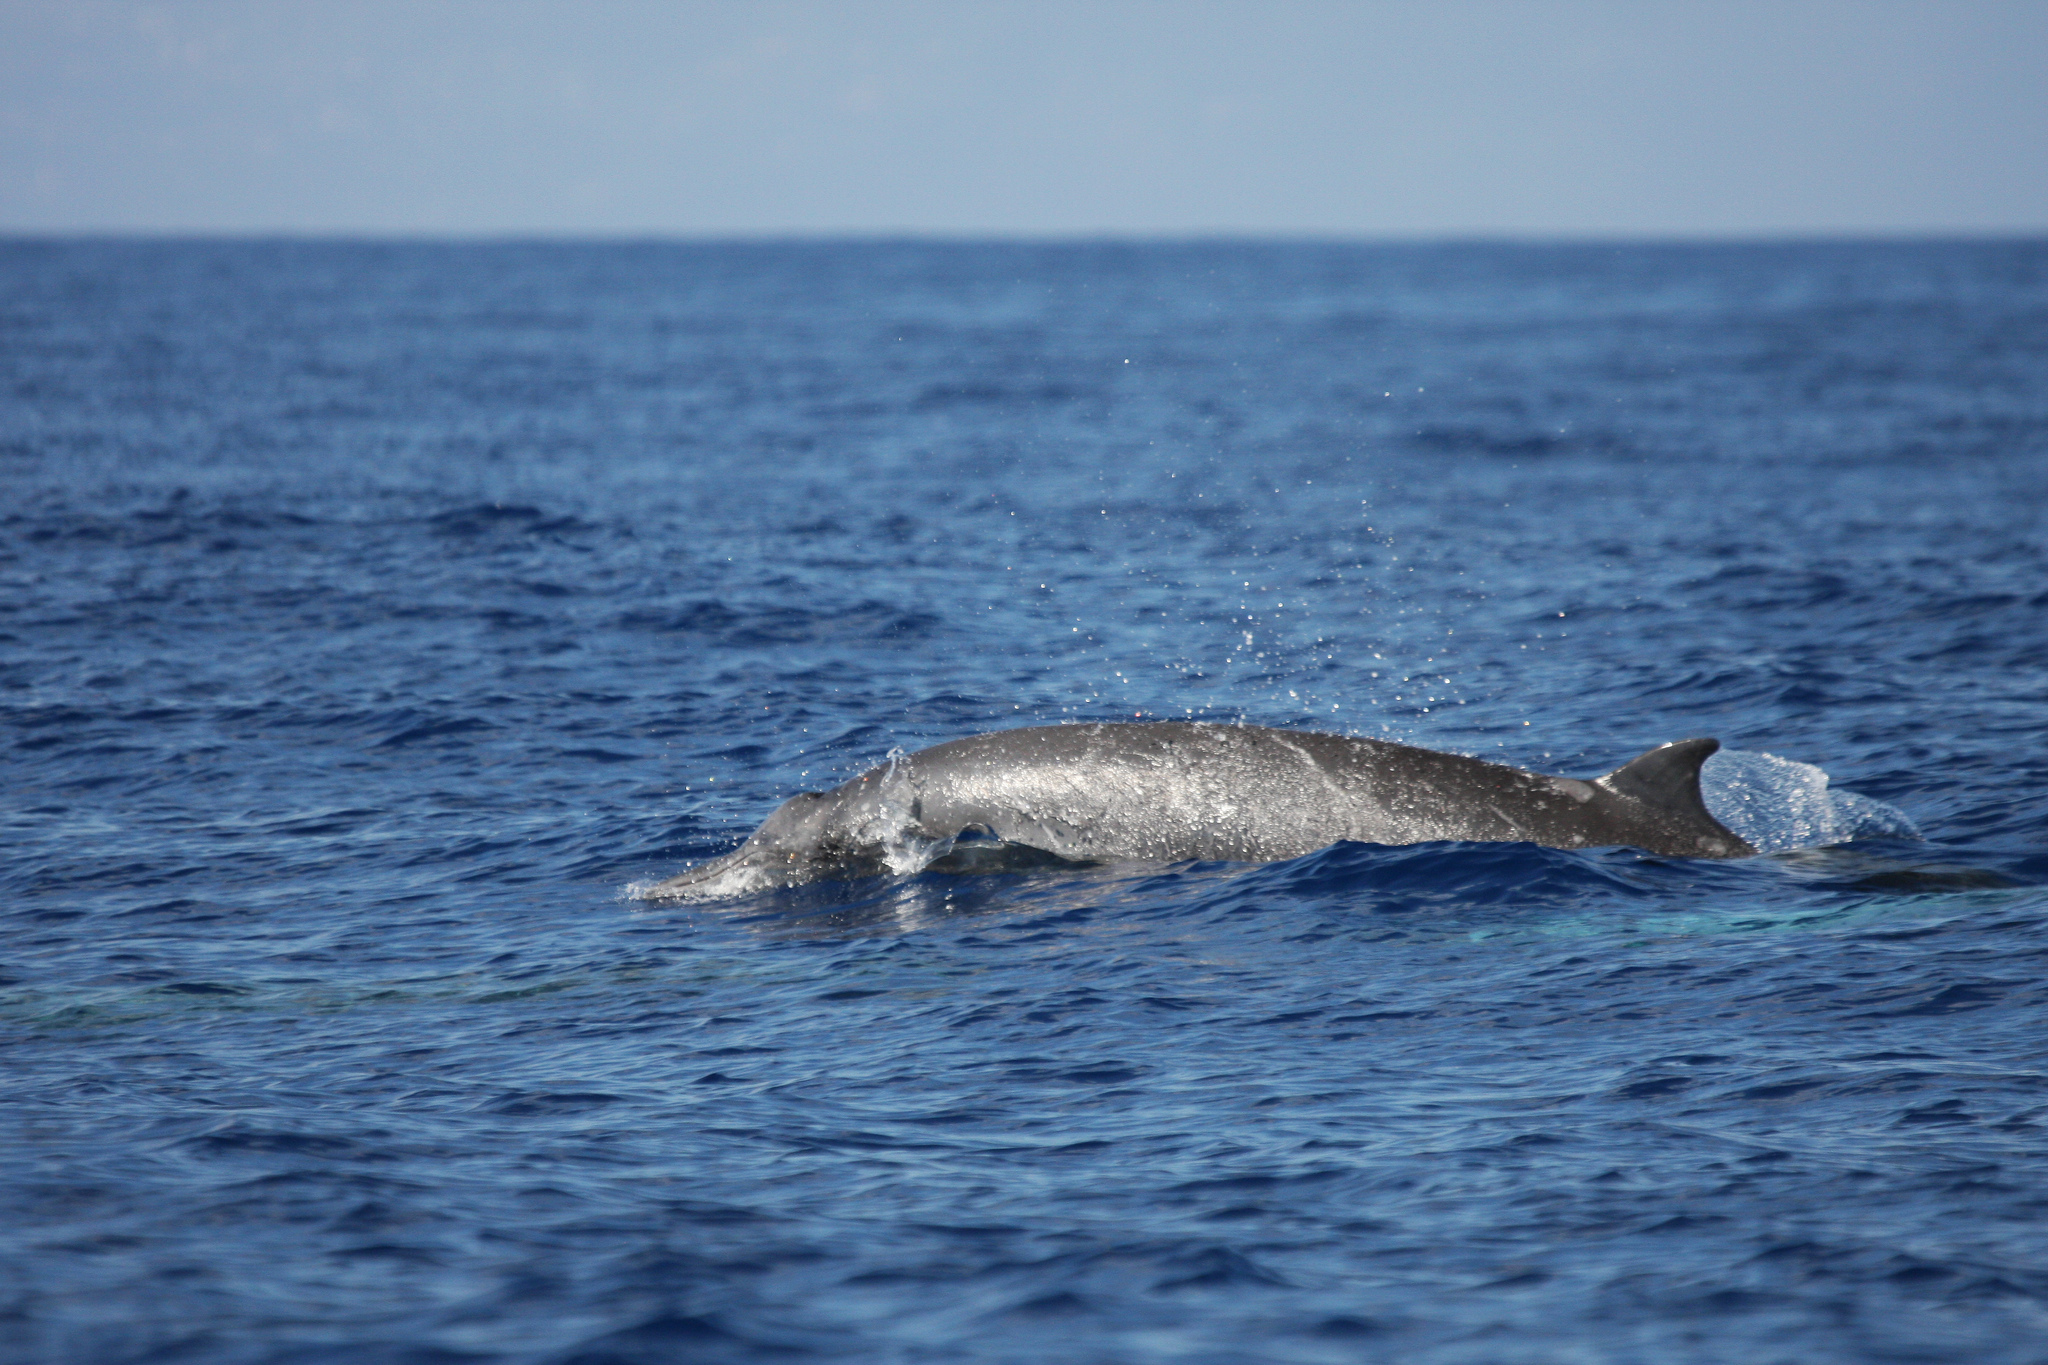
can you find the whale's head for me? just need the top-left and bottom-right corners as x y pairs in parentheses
(636, 787), (883, 901)
(742, 789), (849, 863)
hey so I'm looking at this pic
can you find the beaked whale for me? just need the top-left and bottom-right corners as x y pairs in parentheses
(638, 722), (1756, 900)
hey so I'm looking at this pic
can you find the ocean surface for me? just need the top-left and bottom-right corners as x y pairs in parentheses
(4, 238), (2046, 1365)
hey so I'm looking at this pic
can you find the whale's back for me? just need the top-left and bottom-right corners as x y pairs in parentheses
(899, 723), (1752, 862)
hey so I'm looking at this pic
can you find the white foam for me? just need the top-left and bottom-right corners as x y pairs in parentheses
(1700, 749), (1920, 854)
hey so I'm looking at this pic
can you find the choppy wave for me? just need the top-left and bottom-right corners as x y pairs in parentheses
(5, 238), (2046, 1365)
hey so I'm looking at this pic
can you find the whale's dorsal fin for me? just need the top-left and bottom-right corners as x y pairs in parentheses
(1594, 737), (1756, 858)
(1600, 737), (1720, 806)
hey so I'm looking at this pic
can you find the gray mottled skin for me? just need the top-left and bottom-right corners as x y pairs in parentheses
(639, 722), (1755, 899)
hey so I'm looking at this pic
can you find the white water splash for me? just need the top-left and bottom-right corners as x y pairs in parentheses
(1701, 749), (1920, 855)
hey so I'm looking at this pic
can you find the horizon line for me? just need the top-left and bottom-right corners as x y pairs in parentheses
(4, 227), (2045, 247)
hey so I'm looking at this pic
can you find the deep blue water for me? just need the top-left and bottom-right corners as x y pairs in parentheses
(4, 238), (2047, 1364)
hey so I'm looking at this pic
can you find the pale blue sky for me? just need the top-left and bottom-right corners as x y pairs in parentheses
(3, 0), (2042, 236)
